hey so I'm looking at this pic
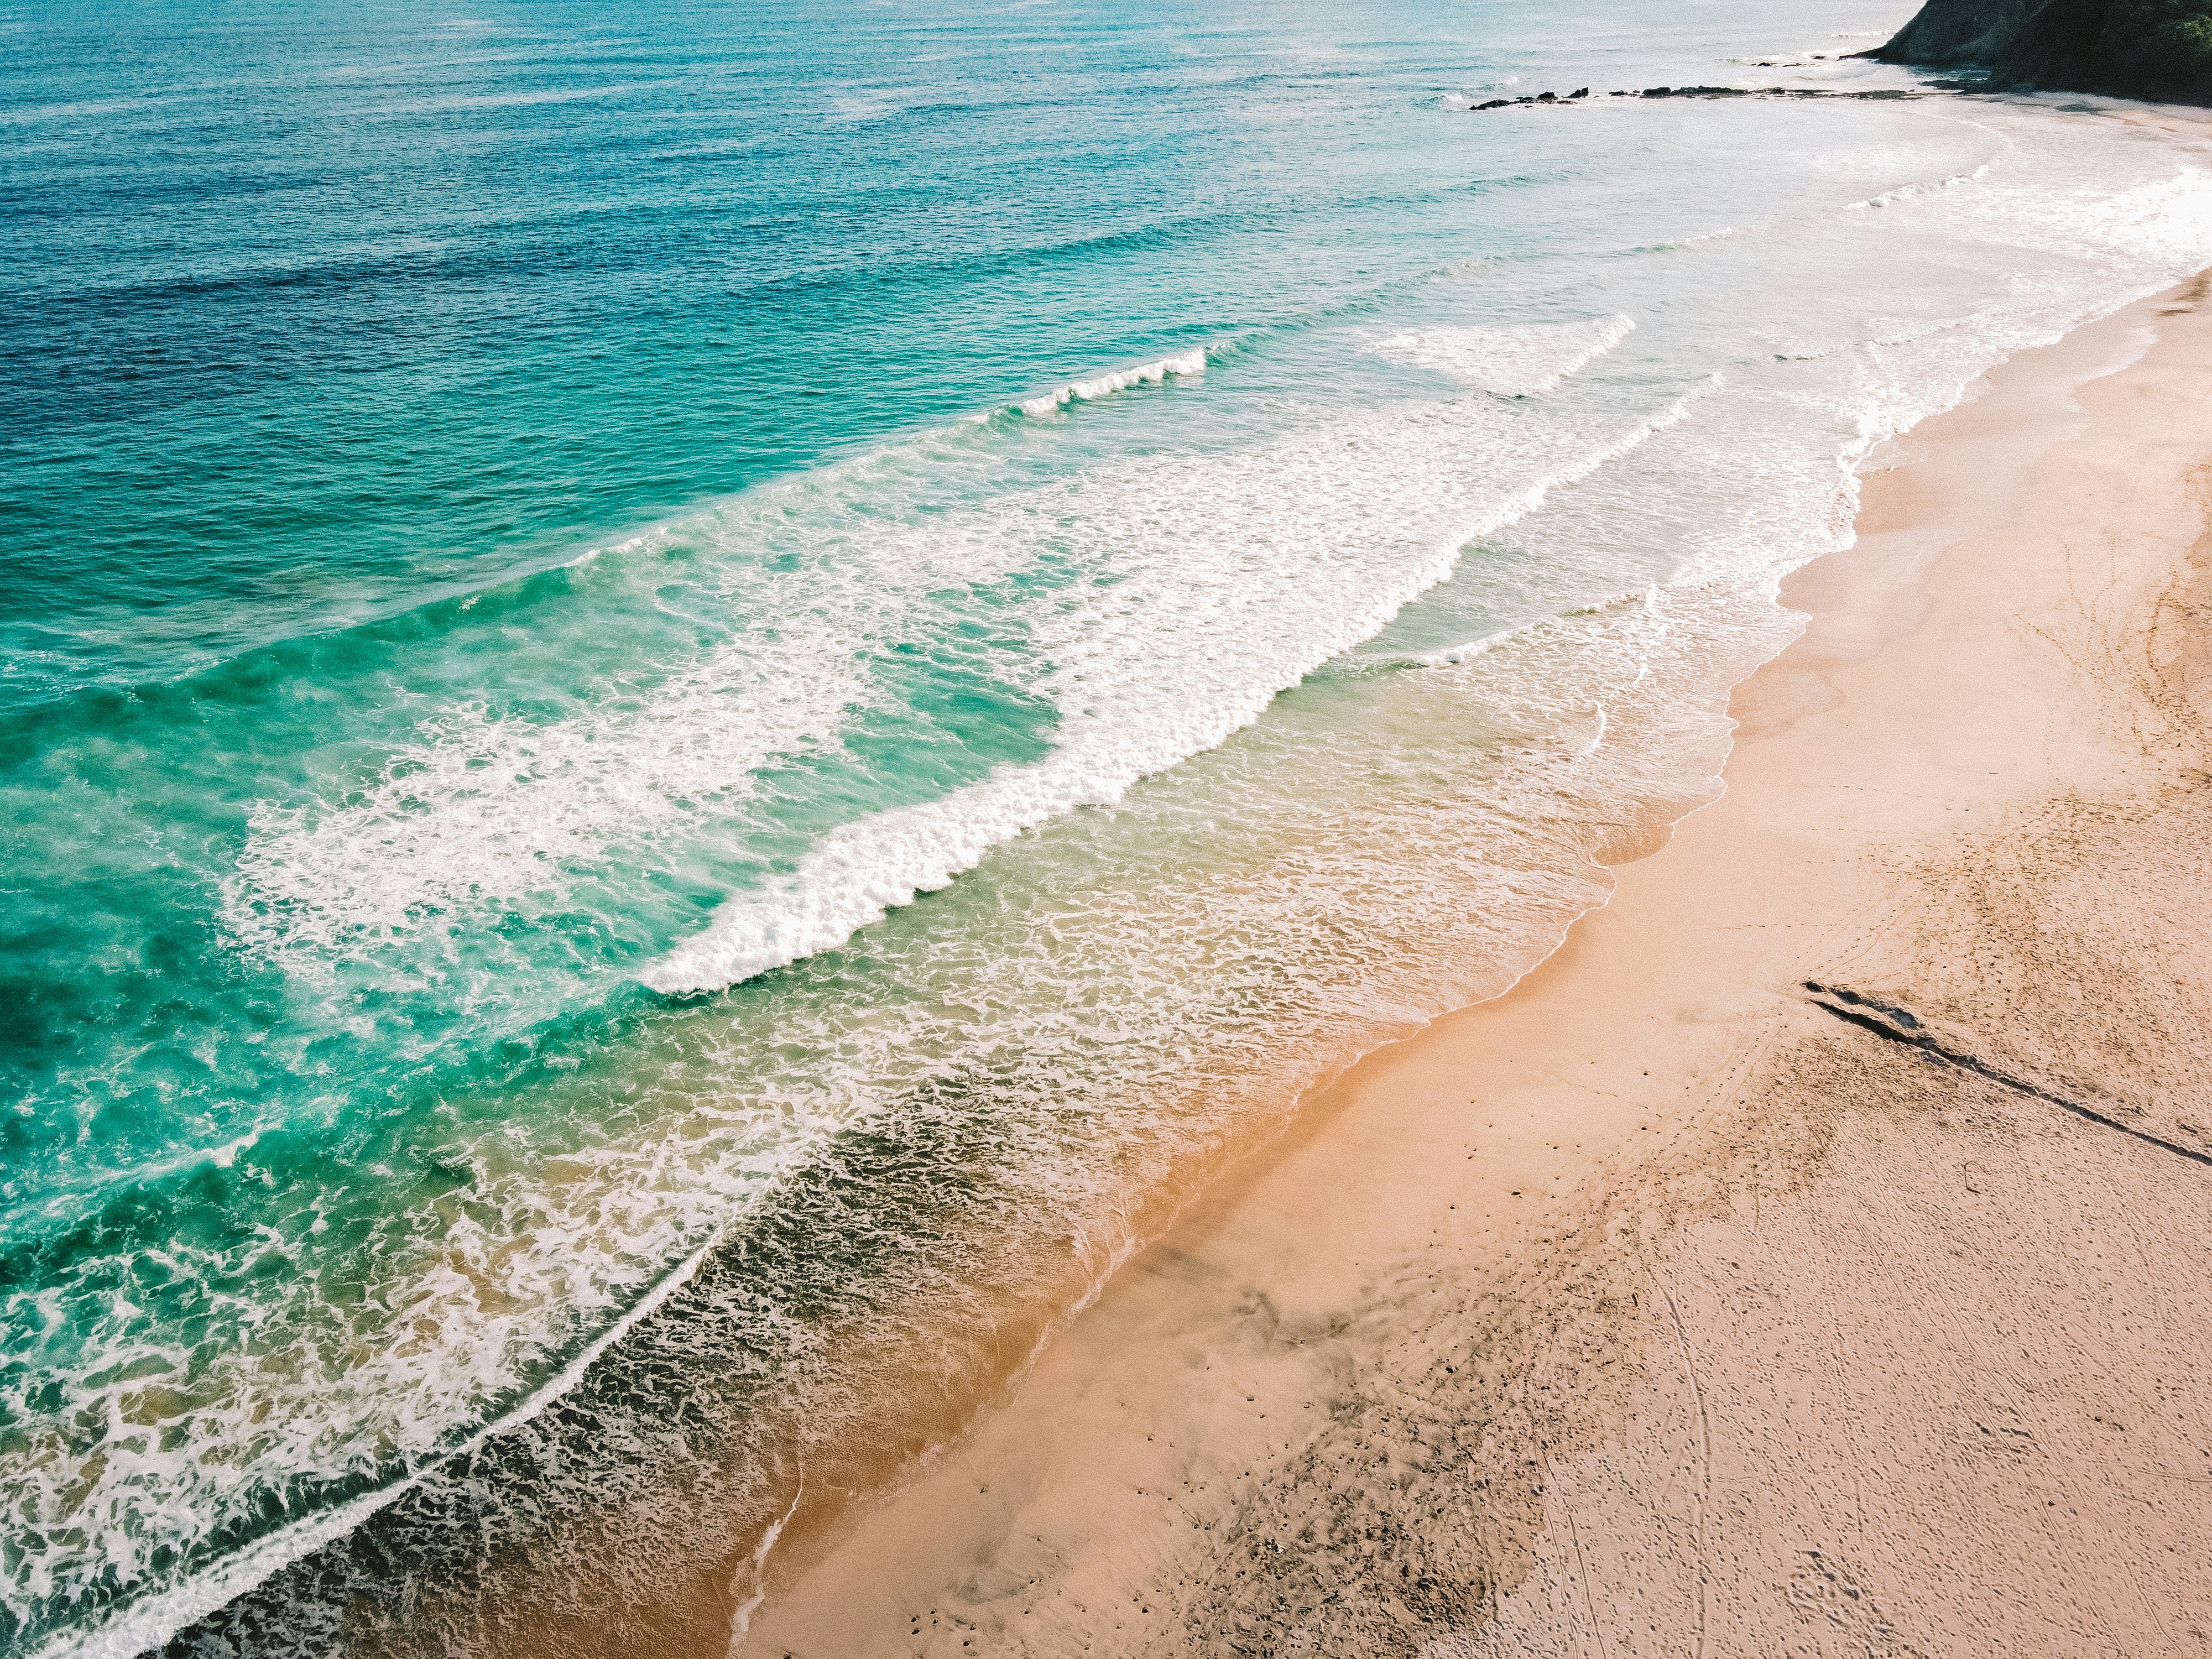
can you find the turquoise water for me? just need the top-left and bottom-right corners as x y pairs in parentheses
(6, 1), (2211, 1652)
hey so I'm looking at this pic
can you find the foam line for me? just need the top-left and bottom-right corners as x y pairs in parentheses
(221, 625), (858, 959)
(1847, 160), (1994, 211)
(1365, 314), (1635, 397)
(1015, 347), (1208, 416)
(1402, 586), (1662, 669)
(27, 1224), (734, 1659)
(640, 384), (1715, 997)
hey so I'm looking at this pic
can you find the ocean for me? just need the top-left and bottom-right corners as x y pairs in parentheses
(4, 0), (2209, 1652)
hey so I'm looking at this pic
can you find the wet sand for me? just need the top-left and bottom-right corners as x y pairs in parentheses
(732, 273), (2212, 1658)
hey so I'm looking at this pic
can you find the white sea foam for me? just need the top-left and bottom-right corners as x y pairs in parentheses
(725, 1484), (804, 1655)
(1847, 159), (1995, 211)
(1365, 315), (1636, 397)
(1406, 627), (1521, 667)
(641, 378), (1713, 995)
(221, 624), (860, 959)
(24, 1222), (740, 1659)
(1014, 347), (1208, 415)
(1403, 587), (1661, 669)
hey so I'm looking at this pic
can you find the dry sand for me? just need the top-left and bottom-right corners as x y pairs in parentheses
(731, 273), (2212, 1659)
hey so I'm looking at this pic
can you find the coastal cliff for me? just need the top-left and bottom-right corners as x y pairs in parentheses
(1874, 0), (2212, 102)
(1875, 0), (2048, 63)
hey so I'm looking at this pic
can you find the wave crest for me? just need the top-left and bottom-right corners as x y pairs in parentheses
(1014, 347), (1208, 416)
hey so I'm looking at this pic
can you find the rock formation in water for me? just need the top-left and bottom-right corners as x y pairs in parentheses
(1872, 0), (2212, 103)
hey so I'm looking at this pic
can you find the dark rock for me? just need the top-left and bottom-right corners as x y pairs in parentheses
(1469, 82), (1925, 112)
(1872, 0), (2212, 103)
(1866, 0), (2047, 66)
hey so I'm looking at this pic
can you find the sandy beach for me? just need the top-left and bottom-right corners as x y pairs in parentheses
(732, 270), (2212, 1658)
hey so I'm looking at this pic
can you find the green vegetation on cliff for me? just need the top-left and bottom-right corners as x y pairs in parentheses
(1875, 0), (2212, 102)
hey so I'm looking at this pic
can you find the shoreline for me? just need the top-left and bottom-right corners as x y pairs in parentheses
(732, 273), (2212, 1657)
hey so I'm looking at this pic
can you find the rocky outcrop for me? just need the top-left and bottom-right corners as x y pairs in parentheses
(1872, 0), (2212, 102)
(1871, 0), (2049, 64)
(1468, 86), (1921, 111)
